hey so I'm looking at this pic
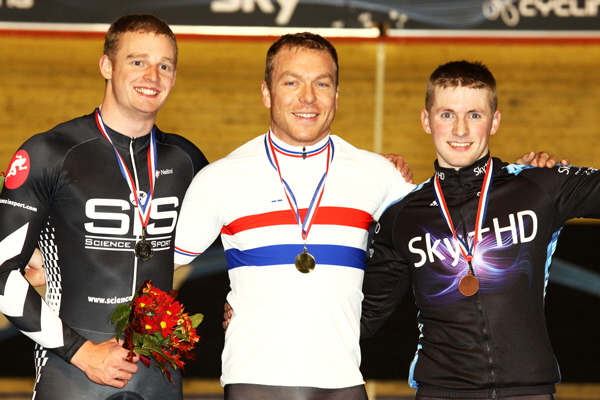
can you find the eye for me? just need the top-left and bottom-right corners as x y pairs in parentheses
(470, 113), (481, 119)
(441, 112), (452, 118)
(133, 61), (143, 66)
(159, 65), (170, 71)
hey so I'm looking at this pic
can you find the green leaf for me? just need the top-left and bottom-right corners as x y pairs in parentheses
(133, 347), (152, 357)
(142, 340), (163, 352)
(132, 331), (146, 345)
(114, 318), (128, 338)
(111, 304), (132, 324)
(190, 313), (204, 327)
(173, 331), (185, 340)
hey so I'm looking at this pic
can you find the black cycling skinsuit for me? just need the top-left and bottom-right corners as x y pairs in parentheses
(362, 155), (600, 399)
(0, 112), (208, 399)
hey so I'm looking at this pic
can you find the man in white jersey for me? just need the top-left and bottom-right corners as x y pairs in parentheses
(174, 32), (415, 399)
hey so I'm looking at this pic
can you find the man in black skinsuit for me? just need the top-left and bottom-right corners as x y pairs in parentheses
(361, 61), (595, 400)
(0, 14), (208, 399)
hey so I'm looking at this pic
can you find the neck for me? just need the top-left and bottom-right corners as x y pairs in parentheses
(437, 154), (491, 172)
(434, 155), (492, 180)
(99, 102), (156, 138)
(269, 130), (330, 150)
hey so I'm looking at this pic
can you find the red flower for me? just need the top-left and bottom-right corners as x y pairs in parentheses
(157, 314), (178, 338)
(111, 280), (203, 385)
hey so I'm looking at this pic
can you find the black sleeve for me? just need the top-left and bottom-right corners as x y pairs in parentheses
(0, 134), (88, 362)
(518, 164), (600, 225)
(361, 206), (413, 339)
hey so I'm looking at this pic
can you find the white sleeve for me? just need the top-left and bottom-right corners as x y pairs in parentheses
(174, 165), (224, 265)
(372, 155), (416, 222)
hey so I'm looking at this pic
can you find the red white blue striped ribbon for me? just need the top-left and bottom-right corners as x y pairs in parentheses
(433, 158), (494, 262)
(95, 108), (157, 228)
(265, 131), (334, 242)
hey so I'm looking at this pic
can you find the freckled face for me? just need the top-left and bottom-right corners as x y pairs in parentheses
(422, 86), (501, 169)
(261, 47), (338, 147)
(100, 31), (177, 119)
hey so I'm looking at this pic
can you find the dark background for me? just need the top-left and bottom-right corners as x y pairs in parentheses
(1, 224), (598, 382)
(1, 0), (599, 30)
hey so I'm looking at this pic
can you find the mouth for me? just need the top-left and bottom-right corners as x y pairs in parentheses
(135, 87), (159, 96)
(293, 112), (318, 119)
(449, 142), (472, 149)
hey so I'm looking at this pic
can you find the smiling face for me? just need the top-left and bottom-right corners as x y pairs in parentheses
(422, 85), (501, 170)
(99, 30), (177, 132)
(261, 47), (338, 147)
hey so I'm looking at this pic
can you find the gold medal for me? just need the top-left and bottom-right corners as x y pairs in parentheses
(458, 271), (479, 296)
(134, 229), (154, 261)
(266, 133), (332, 276)
(295, 249), (316, 274)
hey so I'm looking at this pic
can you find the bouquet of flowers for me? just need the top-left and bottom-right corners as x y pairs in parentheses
(111, 280), (203, 384)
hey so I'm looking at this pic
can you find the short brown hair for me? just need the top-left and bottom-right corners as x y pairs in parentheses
(426, 60), (497, 112)
(104, 14), (178, 66)
(264, 32), (339, 88)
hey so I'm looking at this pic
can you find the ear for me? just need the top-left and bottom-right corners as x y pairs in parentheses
(335, 86), (339, 110)
(261, 81), (271, 108)
(99, 55), (112, 80)
(171, 69), (177, 88)
(421, 109), (432, 134)
(490, 110), (501, 136)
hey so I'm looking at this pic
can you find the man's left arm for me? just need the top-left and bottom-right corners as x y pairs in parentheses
(361, 212), (412, 339)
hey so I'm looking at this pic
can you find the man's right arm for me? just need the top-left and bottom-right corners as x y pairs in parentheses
(24, 248), (46, 287)
(174, 164), (224, 268)
(71, 339), (139, 388)
(0, 139), (137, 387)
(0, 140), (86, 361)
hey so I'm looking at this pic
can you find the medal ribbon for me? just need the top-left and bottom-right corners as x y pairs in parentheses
(433, 157), (494, 263)
(265, 131), (334, 242)
(95, 108), (157, 229)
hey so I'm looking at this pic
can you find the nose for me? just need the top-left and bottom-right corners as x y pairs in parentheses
(455, 117), (469, 136)
(298, 84), (316, 104)
(145, 65), (160, 82)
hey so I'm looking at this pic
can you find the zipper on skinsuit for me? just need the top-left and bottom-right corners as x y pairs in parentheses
(455, 170), (498, 397)
(129, 136), (141, 296)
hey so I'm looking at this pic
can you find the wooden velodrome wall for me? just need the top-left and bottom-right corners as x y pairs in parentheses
(1, 33), (599, 184)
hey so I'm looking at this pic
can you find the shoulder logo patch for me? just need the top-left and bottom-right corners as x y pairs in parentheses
(5, 150), (30, 190)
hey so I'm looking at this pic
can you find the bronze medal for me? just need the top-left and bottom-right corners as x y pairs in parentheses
(295, 250), (316, 274)
(459, 272), (479, 296)
(434, 158), (493, 299)
(135, 236), (154, 261)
